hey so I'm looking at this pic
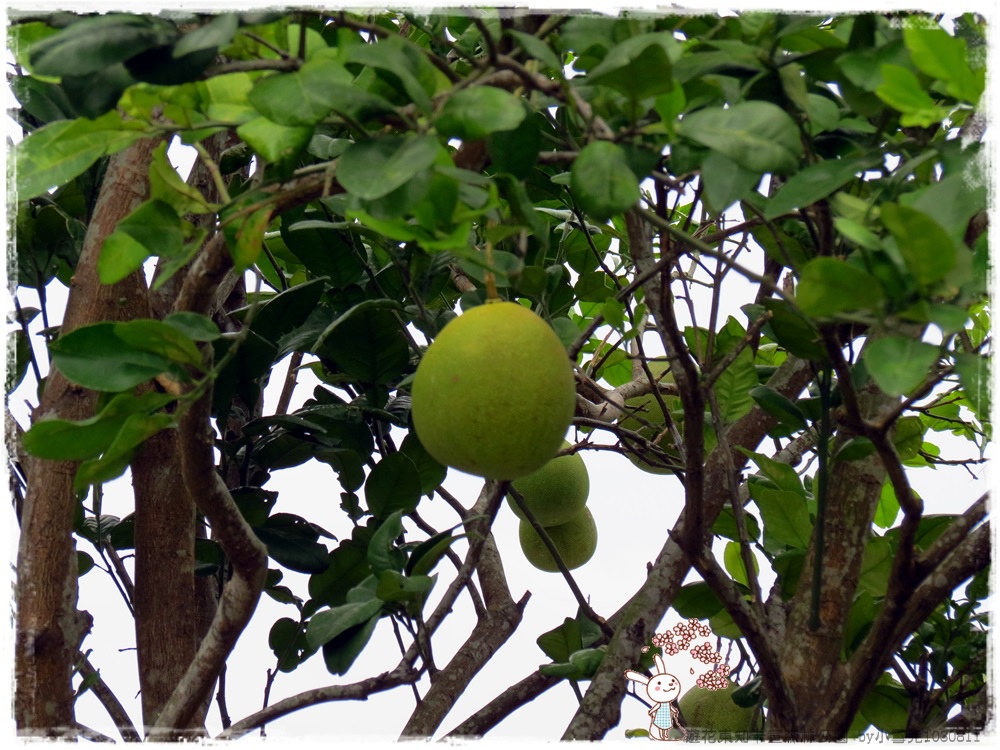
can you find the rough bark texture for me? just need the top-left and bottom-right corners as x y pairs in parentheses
(131, 430), (205, 732)
(14, 138), (162, 734)
(400, 537), (527, 737)
(131, 130), (239, 733)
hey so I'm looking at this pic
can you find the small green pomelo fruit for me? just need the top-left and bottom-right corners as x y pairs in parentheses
(411, 301), (576, 480)
(617, 363), (681, 475)
(678, 681), (755, 734)
(507, 441), (590, 527)
(518, 507), (597, 572)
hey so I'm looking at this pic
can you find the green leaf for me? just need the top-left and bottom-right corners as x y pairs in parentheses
(488, 107), (542, 179)
(337, 135), (441, 201)
(306, 597), (382, 650)
(248, 58), (355, 127)
(148, 141), (215, 215)
(712, 507), (761, 543)
(892, 416), (925, 461)
(876, 64), (949, 127)
(587, 33), (675, 103)
(863, 336), (939, 397)
(537, 617), (584, 663)
(375, 570), (435, 609)
(859, 684), (910, 735)
(268, 617), (315, 673)
(750, 485), (812, 550)
(6, 330), (31, 396)
(173, 13), (239, 57)
(74, 413), (175, 493)
(834, 217), (882, 251)
(197, 71), (257, 123)
(843, 591), (876, 657)
(398, 433), (447, 496)
(347, 35), (436, 113)
(741, 449), (805, 494)
(367, 510), (406, 575)
(220, 200), (273, 272)
(749, 385), (808, 430)
(954, 352), (990, 424)
(874, 481), (901, 529)
(320, 613), (379, 676)
(723, 541), (758, 586)
(507, 29), (562, 71)
(765, 156), (877, 220)
(750, 223), (811, 270)
(795, 258), (885, 318)
(308, 540), (372, 608)
(22, 391), (175, 461)
(49, 322), (181, 392)
(701, 151), (760, 214)
(113, 319), (205, 369)
(249, 277), (327, 343)
(903, 22), (983, 103)
(365, 452), (422, 520)
(712, 347), (757, 423)
(77, 551), (95, 577)
(834, 436), (876, 463)
(98, 200), (195, 285)
(570, 141), (640, 222)
(672, 582), (724, 619)
(567, 647), (605, 679)
(879, 204), (957, 288)
(908, 173), (987, 250)
(858, 536), (893, 598)
(256, 513), (331, 574)
(679, 101), (803, 175)
(164, 312), (220, 342)
(28, 14), (178, 77)
(236, 117), (313, 165)
(15, 111), (149, 201)
(437, 87), (526, 140)
(405, 527), (463, 577)
(314, 303), (410, 385)
(757, 298), (827, 360)
(278, 219), (366, 288)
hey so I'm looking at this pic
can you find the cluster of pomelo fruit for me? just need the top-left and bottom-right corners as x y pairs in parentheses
(508, 441), (595, 571)
(409, 300), (596, 572)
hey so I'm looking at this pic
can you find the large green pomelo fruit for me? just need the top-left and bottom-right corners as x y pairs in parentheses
(507, 441), (590, 527)
(411, 301), (576, 480)
(679, 681), (755, 733)
(518, 507), (597, 572)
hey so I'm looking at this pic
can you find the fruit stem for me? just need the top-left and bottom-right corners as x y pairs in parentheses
(484, 230), (499, 301)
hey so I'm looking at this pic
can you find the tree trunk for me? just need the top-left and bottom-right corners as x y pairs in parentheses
(130, 129), (241, 736)
(769, 374), (896, 737)
(15, 138), (162, 735)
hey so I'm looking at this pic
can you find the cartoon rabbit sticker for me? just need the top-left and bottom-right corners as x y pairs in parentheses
(625, 653), (686, 741)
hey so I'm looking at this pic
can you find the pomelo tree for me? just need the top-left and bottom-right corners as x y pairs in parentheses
(7, 8), (990, 741)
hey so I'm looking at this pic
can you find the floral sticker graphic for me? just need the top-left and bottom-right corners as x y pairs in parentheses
(625, 619), (743, 741)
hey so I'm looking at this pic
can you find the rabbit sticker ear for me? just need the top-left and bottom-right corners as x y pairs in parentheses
(624, 669), (650, 685)
(653, 653), (666, 674)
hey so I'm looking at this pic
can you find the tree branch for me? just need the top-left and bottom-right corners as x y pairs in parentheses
(215, 665), (423, 739)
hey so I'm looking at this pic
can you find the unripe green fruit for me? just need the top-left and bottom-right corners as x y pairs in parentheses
(617, 363), (681, 475)
(507, 441), (590, 527)
(411, 301), (576, 480)
(618, 392), (683, 474)
(518, 507), (598, 572)
(678, 681), (755, 733)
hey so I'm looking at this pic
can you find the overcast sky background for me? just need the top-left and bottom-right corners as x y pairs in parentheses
(2, 0), (995, 745)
